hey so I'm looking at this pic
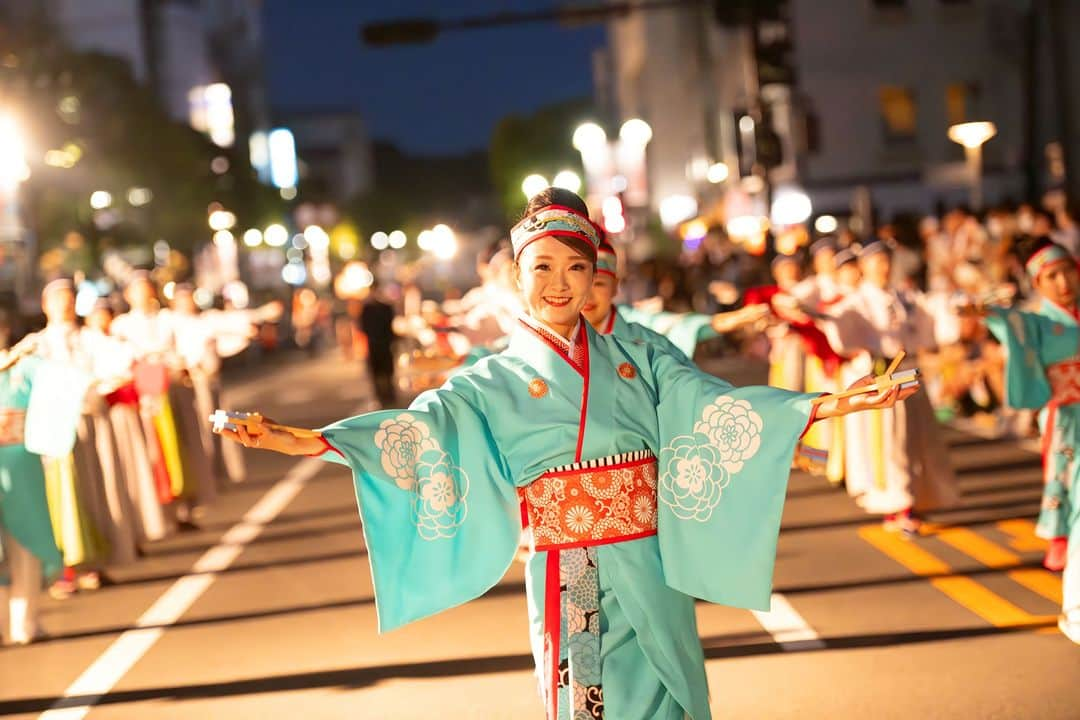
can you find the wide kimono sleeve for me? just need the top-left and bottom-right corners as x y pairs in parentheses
(617, 305), (718, 359)
(316, 378), (521, 632)
(984, 307), (1051, 410)
(646, 346), (818, 611)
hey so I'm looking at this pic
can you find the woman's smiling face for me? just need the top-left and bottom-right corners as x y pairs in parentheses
(516, 236), (594, 337)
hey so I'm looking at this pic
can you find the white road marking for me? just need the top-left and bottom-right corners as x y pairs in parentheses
(38, 454), (329, 720)
(751, 593), (826, 651)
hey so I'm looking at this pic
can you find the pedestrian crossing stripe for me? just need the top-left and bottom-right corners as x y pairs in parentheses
(995, 518), (1049, 552)
(857, 525), (1059, 629)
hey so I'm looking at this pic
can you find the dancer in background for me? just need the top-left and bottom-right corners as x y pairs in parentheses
(821, 242), (959, 533)
(82, 299), (169, 544)
(583, 238), (769, 361)
(30, 279), (119, 594)
(974, 237), (1080, 584)
(112, 271), (197, 526)
(790, 238), (846, 483)
(0, 335), (62, 644)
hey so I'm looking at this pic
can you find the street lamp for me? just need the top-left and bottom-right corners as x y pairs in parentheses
(90, 191), (113, 210)
(572, 122), (607, 154)
(522, 174), (549, 200)
(618, 118), (652, 147)
(431, 223), (457, 260)
(243, 228), (263, 247)
(264, 223), (289, 247)
(947, 121), (997, 211)
(553, 170), (582, 194)
(0, 115), (29, 190)
(617, 118), (652, 208)
(770, 186), (813, 227)
(573, 122), (610, 210)
(209, 209), (237, 231)
(706, 162), (729, 184)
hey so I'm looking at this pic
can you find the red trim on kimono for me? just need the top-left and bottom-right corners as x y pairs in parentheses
(601, 308), (617, 335)
(517, 317), (586, 376)
(799, 395), (826, 439)
(574, 331), (590, 463)
(544, 548), (561, 720)
(307, 434), (344, 459)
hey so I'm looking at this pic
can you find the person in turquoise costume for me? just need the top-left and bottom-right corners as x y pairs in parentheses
(977, 236), (1080, 643)
(582, 234), (769, 362)
(0, 333), (62, 646)
(222, 188), (918, 718)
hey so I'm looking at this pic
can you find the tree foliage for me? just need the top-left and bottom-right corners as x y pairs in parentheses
(489, 98), (592, 223)
(0, 10), (282, 270)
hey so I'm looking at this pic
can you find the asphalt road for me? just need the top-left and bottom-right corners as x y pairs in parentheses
(1, 351), (1077, 719)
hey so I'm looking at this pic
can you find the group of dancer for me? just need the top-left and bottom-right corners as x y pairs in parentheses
(0, 271), (277, 646)
(224, 187), (921, 720)
(5, 186), (1076, 715)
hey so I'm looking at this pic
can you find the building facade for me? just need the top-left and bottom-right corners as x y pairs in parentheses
(602, 0), (1080, 223)
(276, 110), (373, 204)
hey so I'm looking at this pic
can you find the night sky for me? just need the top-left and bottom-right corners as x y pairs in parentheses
(263, 0), (606, 155)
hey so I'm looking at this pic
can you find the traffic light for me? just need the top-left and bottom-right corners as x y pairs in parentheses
(734, 112), (784, 175)
(714, 1), (795, 88)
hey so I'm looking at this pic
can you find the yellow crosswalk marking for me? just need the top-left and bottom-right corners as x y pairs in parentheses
(858, 525), (1056, 629)
(935, 527), (1019, 568)
(859, 526), (949, 575)
(996, 519), (1048, 552)
(1007, 569), (1063, 605)
(929, 577), (1052, 627)
(931, 526), (1063, 604)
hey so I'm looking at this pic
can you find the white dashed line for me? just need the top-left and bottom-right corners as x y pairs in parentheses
(38, 454), (328, 720)
(751, 593), (826, 651)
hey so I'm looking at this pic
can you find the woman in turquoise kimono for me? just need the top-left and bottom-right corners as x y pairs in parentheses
(583, 237), (769, 362)
(0, 343), (63, 645)
(977, 236), (1080, 643)
(223, 188), (917, 718)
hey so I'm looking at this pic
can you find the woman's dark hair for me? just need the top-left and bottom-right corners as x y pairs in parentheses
(1015, 234), (1059, 267)
(524, 187), (589, 218)
(520, 187), (596, 262)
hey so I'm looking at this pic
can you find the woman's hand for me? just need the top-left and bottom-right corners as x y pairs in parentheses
(218, 419), (326, 456)
(814, 374), (920, 420)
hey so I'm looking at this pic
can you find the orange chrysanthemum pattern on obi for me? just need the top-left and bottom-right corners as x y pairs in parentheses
(1047, 360), (1080, 405)
(520, 451), (658, 550)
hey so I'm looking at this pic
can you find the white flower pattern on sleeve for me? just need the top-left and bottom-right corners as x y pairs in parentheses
(375, 413), (470, 540)
(660, 395), (763, 521)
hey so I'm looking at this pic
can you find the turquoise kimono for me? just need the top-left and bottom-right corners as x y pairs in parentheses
(614, 306), (718, 360)
(317, 318), (818, 719)
(604, 308), (700, 366)
(987, 300), (1080, 541)
(0, 357), (62, 584)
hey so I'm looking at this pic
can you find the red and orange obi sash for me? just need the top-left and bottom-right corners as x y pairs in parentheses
(520, 450), (658, 550)
(1047, 359), (1080, 407)
(0, 408), (26, 446)
(519, 450), (658, 720)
